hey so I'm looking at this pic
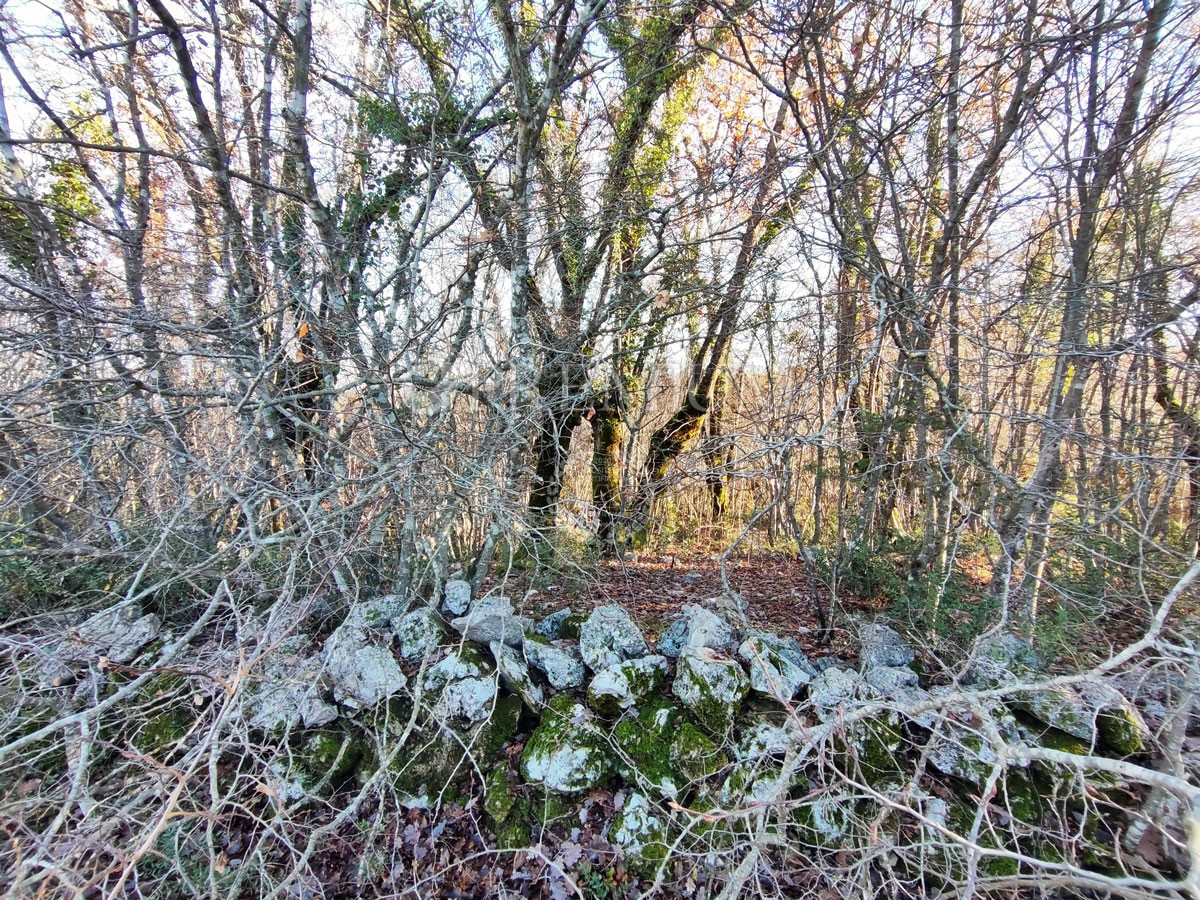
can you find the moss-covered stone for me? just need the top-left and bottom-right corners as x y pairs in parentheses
(1021, 723), (1128, 810)
(611, 792), (670, 878)
(670, 721), (725, 782)
(386, 691), (522, 807)
(424, 644), (492, 691)
(388, 725), (472, 808)
(793, 794), (854, 848)
(610, 698), (727, 801)
(295, 727), (367, 792)
(360, 694), (416, 739)
(673, 649), (749, 735)
(946, 802), (1020, 878)
(612, 698), (681, 798)
(493, 798), (533, 849)
(483, 764), (536, 848)
(129, 673), (196, 759)
(520, 694), (612, 794)
(476, 693), (522, 762)
(559, 613), (585, 641)
(1095, 700), (1149, 756)
(587, 656), (667, 717)
(529, 789), (576, 825)
(1000, 770), (1043, 824)
(484, 765), (519, 822)
(833, 716), (908, 786)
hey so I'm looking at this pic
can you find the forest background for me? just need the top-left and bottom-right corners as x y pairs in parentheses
(1, 0), (1200, 895)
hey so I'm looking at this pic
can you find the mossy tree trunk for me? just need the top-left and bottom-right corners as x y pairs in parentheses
(705, 371), (731, 521)
(591, 390), (626, 550)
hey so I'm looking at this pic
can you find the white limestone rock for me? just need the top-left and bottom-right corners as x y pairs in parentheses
(672, 647), (749, 733)
(490, 640), (544, 709)
(808, 667), (872, 722)
(859, 623), (915, 670)
(579, 605), (650, 672)
(738, 633), (815, 700)
(450, 596), (531, 646)
(393, 606), (448, 661)
(587, 655), (668, 716)
(325, 640), (408, 710)
(524, 637), (587, 690)
(243, 643), (338, 732)
(59, 603), (162, 667)
(657, 604), (736, 658)
(422, 646), (498, 722)
(441, 579), (472, 617)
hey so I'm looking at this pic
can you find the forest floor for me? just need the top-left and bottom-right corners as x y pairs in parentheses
(480, 549), (1154, 671)
(482, 552), (875, 664)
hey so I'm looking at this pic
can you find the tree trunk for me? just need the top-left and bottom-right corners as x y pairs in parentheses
(591, 390), (625, 550)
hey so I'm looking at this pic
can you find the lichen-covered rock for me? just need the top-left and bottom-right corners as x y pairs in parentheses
(927, 721), (1002, 786)
(425, 644), (492, 687)
(243, 643), (338, 731)
(587, 655), (668, 717)
(964, 632), (1041, 688)
(673, 648), (749, 734)
(795, 794), (853, 845)
(423, 646), (497, 722)
(808, 666), (871, 721)
(532, 607), (576, 640)
(1012, 680), (1149, 755)
(325, 642), (409, 710)
(1114, 662), (1186, 731)
(393, 606), (448, 661)
(52, 603), (162, 674)
(719, 761), (791, 807)
(859, 623), (914, 669)
(520, 694), (612, 794)
(809, 655), (847, 673)
(450, 596), (532, 646)
(657, 604), (736, 658)
(611, 792), (669, 877)
(490, 640), (544, 709)
(979, 632), (1040, 672)
(442, 579), (472, 617)
(523, 636), (586, 690)
(294, 727), (367, 793)
(1081, 682), (1152, 755)
(656, 618), (689, 659)
(864, 665), (920, 694)
(1012, 683), (1095, 741)
(738, 633), (815, 700)
(734, 716), (803, 761)
(579, 605), (650, 672)
(323, 598), (409, 710)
